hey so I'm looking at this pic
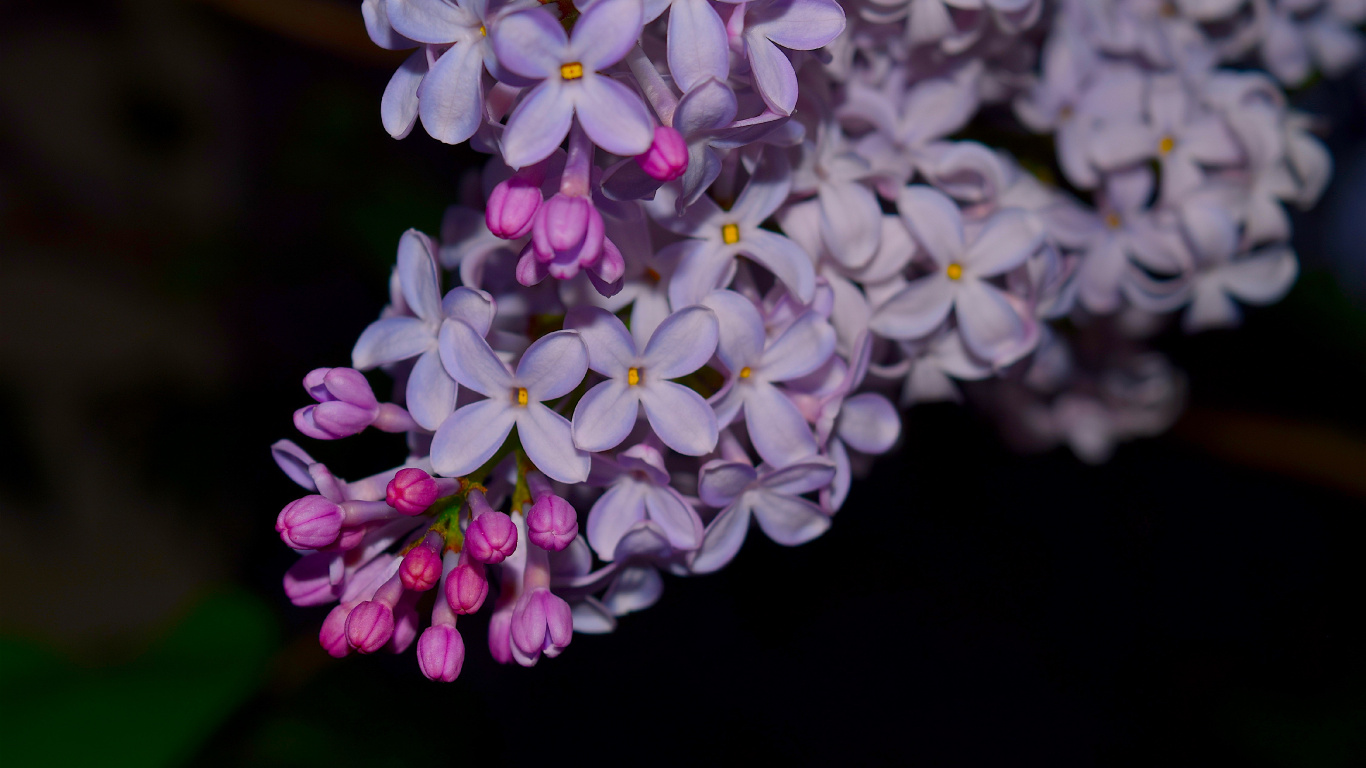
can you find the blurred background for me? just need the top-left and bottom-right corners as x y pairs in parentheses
(1, 1), (1365, 765)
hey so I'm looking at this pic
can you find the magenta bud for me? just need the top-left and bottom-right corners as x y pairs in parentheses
(296, 368), (382, 440)
(276, 495), (343, 549)
(399, 546), (443, 592)
(445, 562), (489, 614)
(345, 600), (395, 654)
(635, 125), (688, 181)
(464, 510), (518, 564)
(386, 468), (439, 515)
(535, 194), (591, 254)
(527, 494), (578, 551)
(417, 625), (466, 682)
(511, 588), (574, 660)
(486, 176), (542, 239)
(320, 603), (355, 658)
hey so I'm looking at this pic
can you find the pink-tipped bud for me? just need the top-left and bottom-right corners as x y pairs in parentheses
(399, 546), (443, 592)
(445, 562), (489, 614)
(417, 625), (466, 682)
(464, 510), (518, 564)
(386, 468), (439, 515)
(635, 126), (688, 181)
(296, 367), (381, 440)
(487, 176), (542, 239)
(511, 588), (574, 660)
(319, 603), (355, 658)
(345, 600), (395, 654)
(527, 494), (578, 551)
(276, 495), (343, 550)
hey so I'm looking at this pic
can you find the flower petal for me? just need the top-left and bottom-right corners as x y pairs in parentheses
(381, 49), (426, 139)
(742, 229), (816, 304)
(441, 286), (496, 335)
(819, 180), (882, 269)
(701, 289), (766, 372)
(643, 485), (703, 550)
(489, 6), (566, 79)
(867, 274), (954, 340)
(430, 398), (517, 476)
(698, 458), (758, 507)
(641, 305), (718, 379)
(568, 0), (644, 70)
(689, 502), (751, 574)
(744, 32), (798, 115)
(964, 209), (1043, 277)
(837, 392), (899, 454)
(587, 480), (647, 559)
(517, 330), (589, 400)
(744, 381), (818, 467)
(572, 379), (640, 453)
(564, 306), (635, 377)
(574, 76), (655, 158)
(667, 0), (731, 93)
(397, 229), (442, 322)
(517, 402), (591, 483)
(640, 380), (718, 456)
(418, 40), (484, 145)
(667, 239), (735, 309)
(954, 279), (1034, 365)
(439, 319), (513, 397)
(896, 185), (964, 268)
(750, 489), (830, 546)
(501, 82), (574, 169)
(748, 0), (846, 50)
(759, 311), (836, 382)
(602, 566), (664, 615)
(406, 349), (458, 430)
(353, 316), (433, 369)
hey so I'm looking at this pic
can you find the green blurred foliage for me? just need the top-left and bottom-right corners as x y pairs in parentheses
(0, 590), (277, 767)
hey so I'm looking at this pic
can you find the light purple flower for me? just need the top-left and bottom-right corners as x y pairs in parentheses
(567, 305), (719, 455)
(490, 0), (654, 168)
(431, 322), (590, 482)
(722, 0), (847, 115)
(869, 185), (1043, 367)
(704, 290), (833, 467)
(689, 456), (835, 574)
(351, 230), (496, 430)
(585, 443), (704, 559)
(650, 149), (815, 308)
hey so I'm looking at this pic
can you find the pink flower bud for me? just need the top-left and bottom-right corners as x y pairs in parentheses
(510, 588), (574, 660)
(386, 468), (439, 514)
(345, 600), (395, 654)
(486, 175), (543, 239)
(527, 494), (578, 551)
(635, 126), (688, 181)
(276, 495), (343, 550)
(464, 510), (518, 564)
(417, 625), (466, 682)
(320, 603), (355, 658)
(488, 607), (514, 665)
(295, 368), (382, 440)
(445, 562), (489, 614)
(399, 545), (443, 592)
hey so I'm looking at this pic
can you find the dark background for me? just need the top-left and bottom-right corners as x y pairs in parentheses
(2, 1), (1365, 765)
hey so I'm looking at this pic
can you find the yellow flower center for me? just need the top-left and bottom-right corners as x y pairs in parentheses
(1105, 212), (1122, 229)
(721, 223), (740, 245)
(738, 366), (752, 379)
(627, 367), (640, 386)
(1158, 135), (1176, 155)
(560, 62), (584, 80)
(515, 387), (529, 406)
(479, 25), (486, 36)
(946, 263), (963, 280)
(645, 267), (661, 283)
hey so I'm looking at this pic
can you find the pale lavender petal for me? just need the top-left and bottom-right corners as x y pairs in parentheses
(382, 49), (426, 139)
(837, 393), (899, 454)
(760, 459), (835, 495)
(406, 349), (458, 430)
(709, 381), (744, 428)
(363, 0), (416, 50)
(574, 77), (655, 158)
(867, 275), (954, 340)
(398, 229), (442, 322)
(441, 286), (495, 335)
(733, 147), (793, 226)
(439, 319), (513, 397)
(431, 399), (517, 476)
(1221, 246), (1298, 304)
(701, 289), (766, 371)
(668, 0), (731, 93)
(748, 0), (846, 49)
(667, 240), (735, 309)
(271, 439), (318, 490)
(501, 82), (574, 169)
(689, 502), (751, 573)
(819, 181), (881, 269)
(602, 567), (664, 614)
(955, 279), (1033, 365)
(698, 459), (758, 507)
(568, 0), (644, 70)
(759, 311), (836, 382)
(641, 305), (718, 378)
(418, 40), (484, 145)
(745, 33), (799, 115)
(897, 185), (964, 268)
(742, 229), (816, 303)
(642, 485), (703, 550)
(517, 402), (591, 483)
(744, 381), (819, 467)
(587, 480), (647, 559)
(564, 306), (635, 377)
(964, 210), (1043, 278)
(353, 316), (432, 369)
(572, 379), (640, 452)
(750, 490), (830, 546)
(674, 77), (737, 135)
(640, 381), (718, 456)
(517, 330), (589, 400)
(489, 7), (566, 79)
(386, 0), (479, 43)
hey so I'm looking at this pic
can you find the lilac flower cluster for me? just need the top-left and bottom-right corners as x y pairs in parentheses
(270, 0), (1358, 679)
